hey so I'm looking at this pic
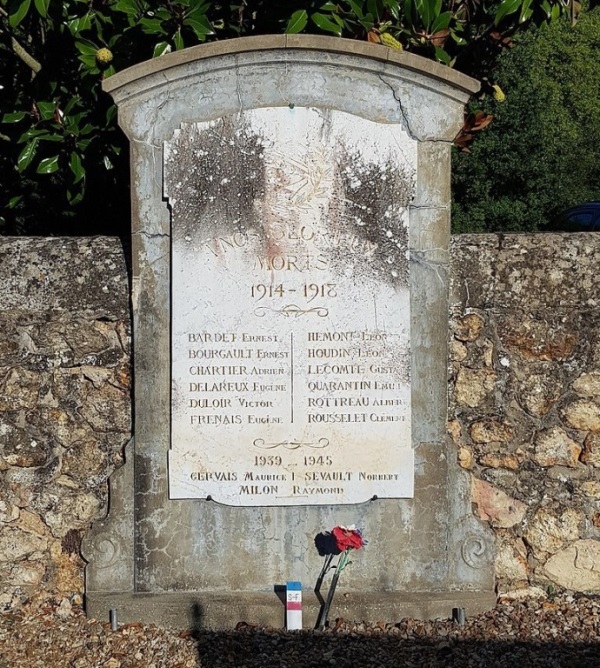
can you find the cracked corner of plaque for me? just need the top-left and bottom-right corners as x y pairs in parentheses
(82, 439), (135, 593)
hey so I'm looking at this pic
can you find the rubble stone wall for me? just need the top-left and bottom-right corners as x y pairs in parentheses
(0, 238), (131, 610)
(2, 233), (600, 610)
(450, 233), (600, 597)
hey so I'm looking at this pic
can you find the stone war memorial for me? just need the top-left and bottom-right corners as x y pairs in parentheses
(83, 35), (495, 627)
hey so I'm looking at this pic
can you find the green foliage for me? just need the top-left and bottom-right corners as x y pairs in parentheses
(0, 0), (571, 235)
(452, 9), (600, 233)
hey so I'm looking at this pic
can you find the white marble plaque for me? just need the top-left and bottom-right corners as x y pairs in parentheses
(165, 107), (416, 505)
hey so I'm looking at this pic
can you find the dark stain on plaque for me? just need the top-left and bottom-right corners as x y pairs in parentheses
(165, 117), (266, 245)
(334, 145), (413, 291)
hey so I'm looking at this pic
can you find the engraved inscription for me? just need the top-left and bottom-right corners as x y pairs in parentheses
(166, 107), (416, 505)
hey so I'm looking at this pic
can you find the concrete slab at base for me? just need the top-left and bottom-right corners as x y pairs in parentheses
(86, 590), (497, 629)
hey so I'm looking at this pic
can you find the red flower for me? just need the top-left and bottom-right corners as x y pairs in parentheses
(332, 525), (364, 551)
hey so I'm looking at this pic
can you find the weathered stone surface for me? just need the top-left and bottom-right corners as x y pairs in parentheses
(544, 540), (600, 592)
(581, 433), (600, 467)
(0, 368), (41, 411)
(0, 527), (48, 563)
(572, 371), (600, 397)
(49, 540), (85, 595)
(469, 419), (514, 444)
(478, 452), (521, 470)
(458, 447), (473, 469)
(1, 435), (52, 469)
(448, 420), (462, 444)
(35, 408), (98, 449)
(36, 489), (103, 538)
(471, 478), (527, 528)
(580, 482), (600, 498)
(0, 561), (46, 587)
(560, 400), (600, 432)
(450, 340), (468, 362)
(0, 498), (19, 524)
(514, 372), (562, 417)
(533, 427), (582, 468)
(524, 508), (583, 558)
(0, 238), (130, 611)
(499, 586), (547, 600)
(62, 440), (108, 486)
(455, 368), (496, 408)
(498, 317), (577, 363)
(14, 509), (51, 539)
(495, 536), (528, 582)
(0, 237), (129, 318)
(453, 313), (485, 342)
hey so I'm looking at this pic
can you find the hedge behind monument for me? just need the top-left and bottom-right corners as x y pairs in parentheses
(451, 9), (600, 234)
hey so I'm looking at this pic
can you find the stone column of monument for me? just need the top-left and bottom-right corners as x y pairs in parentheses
(82, 36), (495, 627)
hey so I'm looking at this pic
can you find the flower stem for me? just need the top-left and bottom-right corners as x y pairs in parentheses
(316, 550), (349, 631)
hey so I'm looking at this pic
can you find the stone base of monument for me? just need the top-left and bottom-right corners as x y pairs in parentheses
(83, 439), (496, 629)
(85, 590), (496, 629)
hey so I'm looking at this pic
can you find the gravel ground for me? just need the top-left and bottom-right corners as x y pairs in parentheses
(1, 595), (600, 668)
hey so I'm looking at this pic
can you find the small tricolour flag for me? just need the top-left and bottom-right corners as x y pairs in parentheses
(286, 581), (302, 630)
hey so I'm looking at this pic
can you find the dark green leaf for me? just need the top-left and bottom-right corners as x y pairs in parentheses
(431, 11), (452, 32)
(519, 0), (533, 22)
(8, 0), (31, 27)
(33, 0), (50, 17)
(367, 0), (383, 20)
(78, 54), (97, 69)
(286, 9), (308, 34)
(37, 101), (56, 121)
(495, 0), (522, 25)
(67, 189), (84, 205)
(8, 196), (22, 208)
(75, 40), (99, 56)
(348, 0), (364, 19)
(2, 112), (27, 123)
(415, 0), (437, 29)
(78, 124), (95, 136)
(358, 17), (375, 30)
(383, 0), (400, 20)
(185, 15), (214, 38)
(140, 17), (166, 34)
(37, 155), (60, 174)
(70, 152), (85, 183)
(153, 41), (171, 57)
(434, 45), (451, 63)
(173, 29), (184, 50)
(114, 0), (138, 16)
(17, 138), (39, 172)
(18, 128), (48, 142)
(77, 13), (92, 33)
(540, 0), (552, 18)
(37, 133), (63, 142)
(311, 12), (343, 35)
